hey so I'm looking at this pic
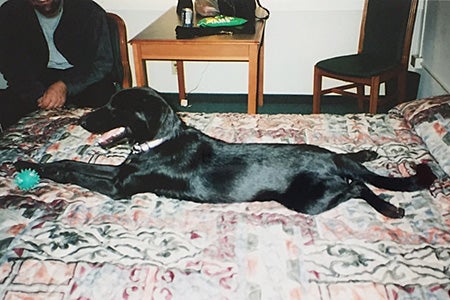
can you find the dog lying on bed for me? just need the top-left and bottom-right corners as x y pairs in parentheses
(15, 87), (436, 218)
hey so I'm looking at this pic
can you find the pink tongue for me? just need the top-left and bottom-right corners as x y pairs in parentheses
(98, 127), (128, 147)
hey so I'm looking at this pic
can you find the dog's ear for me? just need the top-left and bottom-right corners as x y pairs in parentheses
(152, 100), (185, 139)
(135, 91), (185, 141)
(107, 88), (184, 143)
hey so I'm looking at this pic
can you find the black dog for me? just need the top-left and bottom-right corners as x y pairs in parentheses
(15, 87), (436, 218)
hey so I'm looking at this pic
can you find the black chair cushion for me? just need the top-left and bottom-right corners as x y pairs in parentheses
(316, 54), (400, 78)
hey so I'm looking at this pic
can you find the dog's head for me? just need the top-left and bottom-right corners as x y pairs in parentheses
(80, 87), (184, 146)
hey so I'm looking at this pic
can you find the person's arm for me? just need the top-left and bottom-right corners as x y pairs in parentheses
(58, 8), (113, 97)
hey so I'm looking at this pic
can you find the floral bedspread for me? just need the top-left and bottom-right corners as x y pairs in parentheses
(0, 100), (449, 299)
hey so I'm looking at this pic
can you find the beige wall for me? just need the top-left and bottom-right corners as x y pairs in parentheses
(1, 0), (446, 99)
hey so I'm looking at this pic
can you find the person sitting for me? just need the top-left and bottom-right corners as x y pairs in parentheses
(0, 0), (116, 129)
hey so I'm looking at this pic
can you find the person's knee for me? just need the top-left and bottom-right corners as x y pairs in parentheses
(0, 89), (38, 128)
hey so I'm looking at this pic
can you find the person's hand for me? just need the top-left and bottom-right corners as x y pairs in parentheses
(38, 80), (68, 109)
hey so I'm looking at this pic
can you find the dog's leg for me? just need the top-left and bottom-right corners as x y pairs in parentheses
(280, 177), (403, 218)
(15, 160), (123, 198)
(320, 180), (405, 218)
(352, 181), (405, 218)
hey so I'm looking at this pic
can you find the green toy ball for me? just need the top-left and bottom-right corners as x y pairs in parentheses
(15, 168), (40, 191)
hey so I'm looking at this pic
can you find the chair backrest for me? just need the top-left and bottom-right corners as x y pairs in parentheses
(106, 12), (132, 90)
(358, 0), (418, 66)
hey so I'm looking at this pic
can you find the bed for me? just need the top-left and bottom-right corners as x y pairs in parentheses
(0, 94), (449, 300)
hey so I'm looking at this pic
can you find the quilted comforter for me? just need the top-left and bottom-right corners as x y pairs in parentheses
(0, 95), (449, 299)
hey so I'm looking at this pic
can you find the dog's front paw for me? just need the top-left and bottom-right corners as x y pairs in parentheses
(415, 163), (437, 188)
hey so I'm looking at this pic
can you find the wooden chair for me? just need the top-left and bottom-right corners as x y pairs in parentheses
(106, 12), (132, 90)
(312, 0), (418, 114)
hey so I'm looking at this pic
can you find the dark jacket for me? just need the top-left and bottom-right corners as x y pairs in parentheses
(0, 0), (113, 102)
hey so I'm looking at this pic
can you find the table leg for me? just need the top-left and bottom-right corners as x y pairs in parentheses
(176, 60), (187, 103)
(248, 44), (259, 114)
(257, 42), (265, 107)
(132, 45), (147, 86)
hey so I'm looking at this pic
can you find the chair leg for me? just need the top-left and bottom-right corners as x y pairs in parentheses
(369, 76), (380, 114)
(312, 66), (322, 114)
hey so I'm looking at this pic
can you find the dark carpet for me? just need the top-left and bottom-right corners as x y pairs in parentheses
(161, 93), (394, 115)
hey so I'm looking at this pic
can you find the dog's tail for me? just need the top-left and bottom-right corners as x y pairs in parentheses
(336, 156), (436, 192)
